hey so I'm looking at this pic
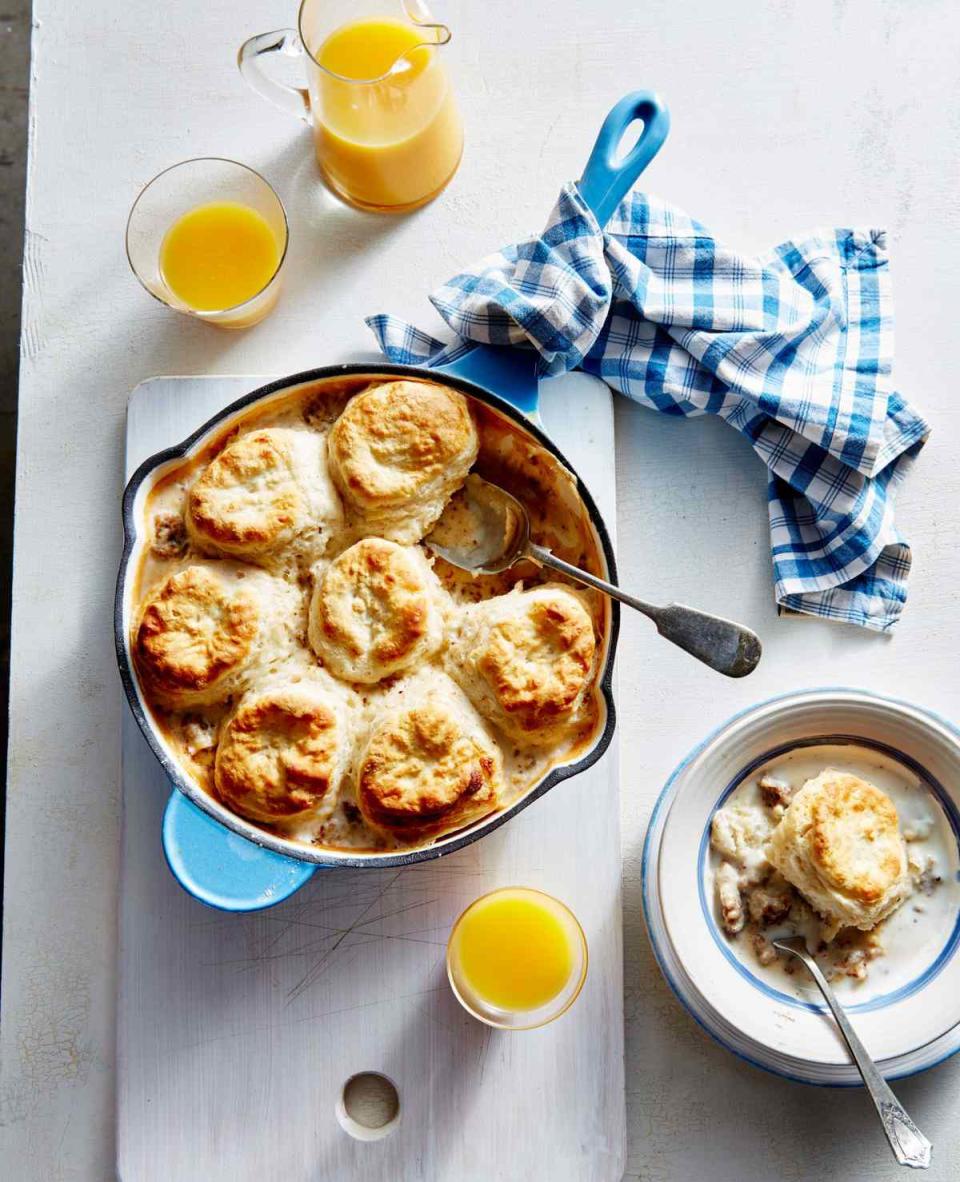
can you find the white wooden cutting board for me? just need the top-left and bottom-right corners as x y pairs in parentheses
(117, 373), (624, 1182)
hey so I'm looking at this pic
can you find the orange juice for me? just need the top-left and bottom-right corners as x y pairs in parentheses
(159, 202), (282, 314)
(310, 18), (463, 211)
(318, 16), (429, 79)
(448, 888), (577, 1012)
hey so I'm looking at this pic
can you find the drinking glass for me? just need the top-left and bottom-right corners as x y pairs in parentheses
(125, 158), (288, 329)
(446, 887), (589, 1031)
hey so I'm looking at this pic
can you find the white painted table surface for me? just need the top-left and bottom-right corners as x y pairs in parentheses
(3, 1), (960, 1179)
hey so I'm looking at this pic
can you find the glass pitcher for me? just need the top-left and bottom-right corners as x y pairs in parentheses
(239, 1), (463, 213)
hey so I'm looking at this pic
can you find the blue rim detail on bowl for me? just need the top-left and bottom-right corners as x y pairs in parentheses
(696, 734), (960, 1015)
(640, 687), (960, 1086)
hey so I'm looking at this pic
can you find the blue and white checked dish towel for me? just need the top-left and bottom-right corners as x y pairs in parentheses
(367, 184), (929, 631)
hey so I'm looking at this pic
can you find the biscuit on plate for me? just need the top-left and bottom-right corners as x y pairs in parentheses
(765, 768), (911, 933)
(327, 380), (478, 543)
(187, 427), (342, 564)
(445, 583), (596, 743)
(214, 682), (348, 824)
(308, 538), (445, 684)
(357, 685), (503, 840)
(133, 562), (299, 708)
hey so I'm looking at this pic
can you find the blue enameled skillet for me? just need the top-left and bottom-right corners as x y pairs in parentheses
(114, 93), (670, 910)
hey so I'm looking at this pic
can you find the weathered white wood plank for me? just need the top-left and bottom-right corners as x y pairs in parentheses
(116, 373), (624, 1182)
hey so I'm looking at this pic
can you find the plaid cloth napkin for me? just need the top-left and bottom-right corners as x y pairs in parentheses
(367, 184), (929, 631)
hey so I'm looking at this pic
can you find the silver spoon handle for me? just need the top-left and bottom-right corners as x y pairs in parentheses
(528, 543), (657, 612)
(785, 948), (932, 1170)
(527, 544), (761, 679)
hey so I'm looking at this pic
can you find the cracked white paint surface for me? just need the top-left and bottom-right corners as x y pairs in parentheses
(4, 0), (960, 1179)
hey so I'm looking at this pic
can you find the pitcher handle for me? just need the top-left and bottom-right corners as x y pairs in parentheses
(238, 29), (311, 123)
(578, 91), (670, 227)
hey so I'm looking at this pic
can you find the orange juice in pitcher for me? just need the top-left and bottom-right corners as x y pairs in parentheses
(240, 2), (463, 212)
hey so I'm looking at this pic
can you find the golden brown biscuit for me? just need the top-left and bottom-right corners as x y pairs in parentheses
(445, 584), (596, 743)
(357, 694), (503, 840)
(214, 684), (347, 824)
(308, 538), (444, 684)
(327, 380), (478, 543)
(187, 427), (342, 563)
(133, 562), (298, 708)
(765, 769), (911, 933)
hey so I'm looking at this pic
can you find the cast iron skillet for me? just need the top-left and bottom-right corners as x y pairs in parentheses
(114, 92), (670, 910)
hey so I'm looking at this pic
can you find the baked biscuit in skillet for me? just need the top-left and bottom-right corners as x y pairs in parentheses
(187, 427), (342, 564)
(765, 768), (911, 934)
(214, 682), (348, 825)
(357, 684), (504, 840)
(327, 380), (478, 543)
(446, 583), (596, 744)
(133, 562), (298, 709)
(308, 538), (445, 684)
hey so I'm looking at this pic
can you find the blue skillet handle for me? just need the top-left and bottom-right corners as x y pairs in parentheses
(434, 91), (669, 416)
(434, 345), (541, 418)
(578, 90), (670, 227)
(162, 790), (316, 911)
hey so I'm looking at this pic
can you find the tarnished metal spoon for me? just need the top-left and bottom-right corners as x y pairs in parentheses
(773, 937), (932, 1170)
(426, 475), (761, 679)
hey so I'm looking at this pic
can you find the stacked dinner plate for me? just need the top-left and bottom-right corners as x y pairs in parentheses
(642, 688), (960, 1085)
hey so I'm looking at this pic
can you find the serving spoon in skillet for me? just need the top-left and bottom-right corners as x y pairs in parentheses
(426, 474), (762, 679)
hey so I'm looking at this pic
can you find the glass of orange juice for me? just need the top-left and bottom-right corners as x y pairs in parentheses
(125, 158), (288, 329)
(239, 1), (463, 213)
(446, 888), (588, 1030)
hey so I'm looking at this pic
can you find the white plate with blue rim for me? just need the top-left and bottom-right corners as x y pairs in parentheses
(642, 688), (960, 1085)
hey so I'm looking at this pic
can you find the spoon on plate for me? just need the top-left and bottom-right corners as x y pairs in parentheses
(425, 475), (762, 679)
(772, 936), (932, 1170)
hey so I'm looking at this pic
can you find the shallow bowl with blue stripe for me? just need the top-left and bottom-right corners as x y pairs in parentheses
(642, 688), (960, 1085)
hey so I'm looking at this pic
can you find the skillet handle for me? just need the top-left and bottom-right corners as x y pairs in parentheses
(578, 91), (670, 226)
(433, 92), (669, 416)
(162, 790), (316, 912)
(433, 345), (541, 418)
